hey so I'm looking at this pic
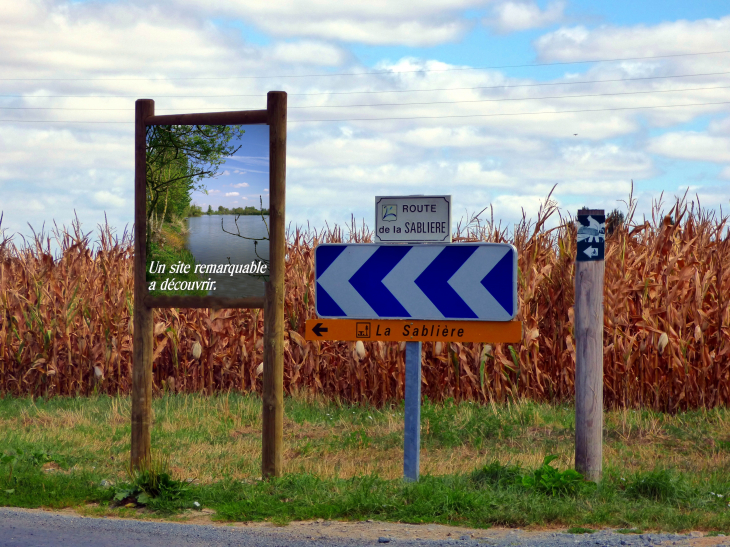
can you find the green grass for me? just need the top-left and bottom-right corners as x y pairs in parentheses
(566, 527), (595, 534)
(146, 221), (207, 296)
(1, 394), (730, 532)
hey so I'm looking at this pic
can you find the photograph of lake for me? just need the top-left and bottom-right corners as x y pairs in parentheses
(145, 122), (270, 299)
(185, 214), (269, 298)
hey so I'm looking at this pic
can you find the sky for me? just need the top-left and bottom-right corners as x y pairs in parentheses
(1, 0), (729, 243)
(191, 125), (270, 212)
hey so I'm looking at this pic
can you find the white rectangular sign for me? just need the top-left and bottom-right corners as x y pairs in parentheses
(375, 195), (451, 243)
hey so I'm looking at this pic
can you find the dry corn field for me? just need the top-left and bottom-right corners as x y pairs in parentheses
(1, 193), (729, 411)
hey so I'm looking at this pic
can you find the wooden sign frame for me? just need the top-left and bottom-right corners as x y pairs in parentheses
(133, 93), (287, 478)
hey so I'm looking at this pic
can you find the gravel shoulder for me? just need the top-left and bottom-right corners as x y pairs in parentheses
(1, 507), (729, 547)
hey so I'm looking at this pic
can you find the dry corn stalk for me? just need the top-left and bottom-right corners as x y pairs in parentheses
(1, 196), (729, 411)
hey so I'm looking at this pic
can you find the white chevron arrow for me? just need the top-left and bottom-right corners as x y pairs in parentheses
(449, 245), (514, 321)
(317, 246), (378, 317)
(382, 245), (444, 319)
(316, 243), (517, 320)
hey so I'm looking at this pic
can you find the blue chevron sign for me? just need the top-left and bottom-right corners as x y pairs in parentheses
(315, 243), (517, 321)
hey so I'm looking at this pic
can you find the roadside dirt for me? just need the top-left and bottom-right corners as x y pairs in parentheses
(12, 506), (730, 545)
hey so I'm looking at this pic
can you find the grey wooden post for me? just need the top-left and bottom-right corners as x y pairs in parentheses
(574, 208), (605, 482)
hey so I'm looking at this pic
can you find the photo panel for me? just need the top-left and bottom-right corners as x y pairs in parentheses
(145, 123), (270, 299)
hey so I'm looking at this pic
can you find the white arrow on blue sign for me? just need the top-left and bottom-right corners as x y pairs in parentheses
(315, 243), (518, 321)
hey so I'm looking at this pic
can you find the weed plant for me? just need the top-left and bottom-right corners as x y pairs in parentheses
(112, 453), (190, 513)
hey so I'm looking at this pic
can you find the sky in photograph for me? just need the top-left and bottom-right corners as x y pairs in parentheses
(193, 125), (270, 212)
(1, 0), (729, 241)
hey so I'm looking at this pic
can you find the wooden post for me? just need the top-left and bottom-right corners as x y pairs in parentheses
(262, 91), (287, 478)
(574, 208), (605, 482)
(132, 99), (155, 469)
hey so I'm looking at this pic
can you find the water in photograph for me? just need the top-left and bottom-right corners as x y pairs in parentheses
(185, 215), (269, 298)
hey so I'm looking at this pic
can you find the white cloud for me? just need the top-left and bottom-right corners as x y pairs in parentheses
(225, 192), (240, 197)
(491, 193), (554, 221)
(398, 127), (544, 152)
(487, 1), (565, 33)
(708, 116), (730, 135)
(269, 41), (348, 66)
(289, 136), (401, 168)
(92, 191), (125, 208)
(647, 115), (730, 164)
(686, 185), (730, 208)
(535, 16), (730, 67)
(1, 1), (728, 238)
(0, 127), (129, 178)
(164, 0), (485, 46)
(647, 132), (730, 163)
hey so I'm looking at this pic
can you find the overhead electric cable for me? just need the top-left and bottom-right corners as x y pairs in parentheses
(1, 100), (729, 124)
(288, 84), (730, 108)
(2, 71), (730, 99)
(3, 84), (730, 111)
(288, 100), (730, 122)
(2, 50), (730, 81)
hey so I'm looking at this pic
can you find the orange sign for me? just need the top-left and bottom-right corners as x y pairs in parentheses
(305, 319), (521, 342)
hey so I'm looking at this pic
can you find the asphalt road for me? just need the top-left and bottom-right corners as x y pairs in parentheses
(1, 508), (728, 547)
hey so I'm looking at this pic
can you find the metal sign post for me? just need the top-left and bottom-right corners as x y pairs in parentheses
(375, 194), (453, 482)
(312, 199), (520, 481)
(574, 208), (605, 482)
(404, 340), (422, 481)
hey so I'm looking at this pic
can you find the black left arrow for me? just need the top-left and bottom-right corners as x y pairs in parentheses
(312, 322), (328, 337)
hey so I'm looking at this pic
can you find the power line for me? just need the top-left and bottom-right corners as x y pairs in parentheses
(3, 84), (730, 111)
(289, 84), (730, 108)
(1, 100), (729, 125)
(2, 50), (730, 82)
(2, 71), (729, 100)
(282, 72), (730, 97)
(288, 100), (730, 123)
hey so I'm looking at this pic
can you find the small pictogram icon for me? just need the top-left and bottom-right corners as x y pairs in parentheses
(576, 216), (605, 244)
(381, 204), (397, 221)
(356, 322), (371, 338)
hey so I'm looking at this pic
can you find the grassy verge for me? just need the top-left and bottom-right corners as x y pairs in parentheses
(146, 218), (206, 296)
(1, 394), (729, 532)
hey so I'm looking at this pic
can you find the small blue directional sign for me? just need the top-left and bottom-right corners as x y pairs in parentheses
(315, 243), (517, 321)
(576, 209), (605, 262)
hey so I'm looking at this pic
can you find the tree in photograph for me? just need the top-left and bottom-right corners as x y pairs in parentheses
(145, 124), (245, 243)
